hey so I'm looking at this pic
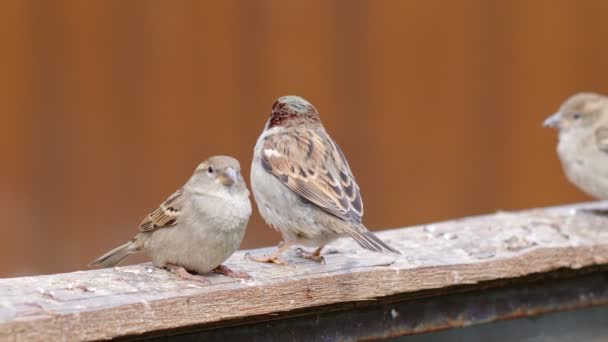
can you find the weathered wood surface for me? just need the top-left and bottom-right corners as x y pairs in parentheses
(2, 202), (608, 341)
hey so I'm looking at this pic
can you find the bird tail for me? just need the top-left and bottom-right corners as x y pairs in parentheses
(89, 240), (139, 267)
(349, 225), (401, 255)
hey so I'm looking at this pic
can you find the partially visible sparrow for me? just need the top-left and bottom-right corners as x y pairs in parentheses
(249, 95), (400, 265)
(544, 92), (608, 201)
(90, 156), (252, 281)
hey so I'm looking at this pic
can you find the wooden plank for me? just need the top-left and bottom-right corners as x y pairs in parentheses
(158, 271), (608, 341)
(1, 202), (608, 341)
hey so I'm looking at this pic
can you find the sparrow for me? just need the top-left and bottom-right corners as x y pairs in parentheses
(249, 95), (400, 265)
(90, 156), (252, 281)
(544, 92), (608, 202)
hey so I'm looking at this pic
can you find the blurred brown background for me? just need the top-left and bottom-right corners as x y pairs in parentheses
(1, 0), (607, 277)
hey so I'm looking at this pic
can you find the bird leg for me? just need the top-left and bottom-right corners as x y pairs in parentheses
(164, 263), (209, 283)
(295, 246), (325, 264)
(247, 242), (294, 266)
(213, 264), (252, 280)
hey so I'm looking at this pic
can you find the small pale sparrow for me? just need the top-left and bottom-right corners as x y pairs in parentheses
(90, 156), (252, 280)
(249, 95), (400, 265)
(544, 92), (608, 202)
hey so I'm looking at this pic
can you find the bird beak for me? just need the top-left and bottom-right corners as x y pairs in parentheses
(543, 112), (561, 129)
(219, 167), (238, 186)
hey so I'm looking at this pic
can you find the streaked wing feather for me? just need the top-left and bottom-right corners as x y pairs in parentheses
(139, 188), (184, 232)
(261, 127), (363, 223)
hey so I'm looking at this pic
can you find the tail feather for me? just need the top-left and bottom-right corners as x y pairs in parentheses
(349, 226), (401, 255)
(89, 241), (138, 267)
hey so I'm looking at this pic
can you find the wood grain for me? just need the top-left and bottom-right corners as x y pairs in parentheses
(1, 202), (608, 341)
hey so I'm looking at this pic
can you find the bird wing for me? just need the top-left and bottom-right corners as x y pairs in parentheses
(595, 126), (608, 153)
(260, 126), (363, 223)
(139, 188), (185, 232)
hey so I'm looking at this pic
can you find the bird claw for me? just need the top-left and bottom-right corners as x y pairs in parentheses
(295, 248), (326, 264)
(164, 264), (209, 284)
(246, 254), (290, 266)
(213, 265), (252, 280)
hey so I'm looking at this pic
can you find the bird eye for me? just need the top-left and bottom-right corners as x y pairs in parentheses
(207, 166), (214, 174)
(572, 113), (582, 120)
